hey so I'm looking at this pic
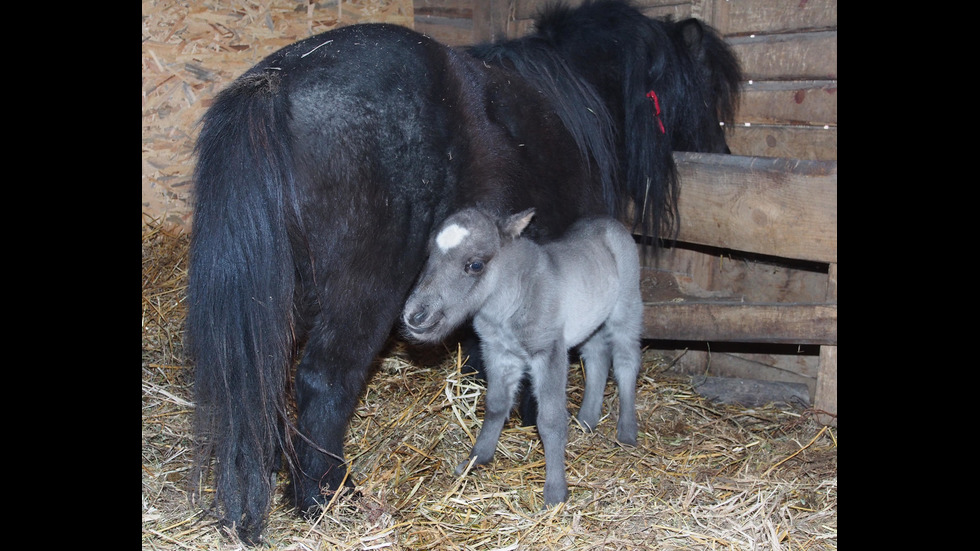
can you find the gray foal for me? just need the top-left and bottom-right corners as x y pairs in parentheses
(403, 207), (643, 506)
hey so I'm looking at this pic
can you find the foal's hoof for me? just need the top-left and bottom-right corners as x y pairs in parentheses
(575, 419), (598, 433)
(543, 485), (569, 507)
(617, 433), (638, 446)
(454, 457), (480, 476)
(617, 421), (638, 446)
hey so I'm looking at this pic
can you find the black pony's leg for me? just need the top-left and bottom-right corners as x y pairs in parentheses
(458, 326), (484, 377)
(288, 266), (408, 515)
(516, 375), (539, 427)
(290, 323), (375, 514)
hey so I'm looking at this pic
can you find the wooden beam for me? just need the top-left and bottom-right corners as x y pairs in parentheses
(727, 124), (837, 161)
(473, 0), (515, 43)
(673, 153), (837, 264)
(738, 80), (838, 126)
(815, 262), (837, 425)
(708, 0), (838, 35)
(643, 302), (837, 345)
(730, 32), (837, 81)
(815, 345), (837, 425)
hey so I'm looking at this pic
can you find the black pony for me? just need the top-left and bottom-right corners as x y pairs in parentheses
(187, 0), (740, 542)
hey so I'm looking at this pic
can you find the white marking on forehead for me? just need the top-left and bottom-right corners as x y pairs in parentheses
(436, 223), (469, 252)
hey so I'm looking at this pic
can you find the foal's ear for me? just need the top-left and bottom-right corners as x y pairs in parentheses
(500, 208), (535, 239)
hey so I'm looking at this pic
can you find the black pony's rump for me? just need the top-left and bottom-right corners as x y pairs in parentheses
(187, 0), (740, 542)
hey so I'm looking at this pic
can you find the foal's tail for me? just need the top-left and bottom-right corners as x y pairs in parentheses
(186, 71), (297, 543)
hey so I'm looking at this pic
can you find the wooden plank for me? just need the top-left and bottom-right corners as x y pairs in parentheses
(415, 17), (473, 45)
(815, 262), (837, 425)
(727, 124), (837, 162)
(633, 2), (694, 21)
(643, 302), (837, 345)
(473, 0), (517, 43)
(513, 0), (694, 32)
(815, 345), (837, 425)
(661, 347), (820, 397)
(641, 255), (830, 305)
(414, 0), (473, 19)
(414, 0), (475, 45)
(731, 31), (837, 81)
(707, 0), (837, 35)
(826, 262), (837, 302)
(738, 81), (837, 126)
(510, 0), (838, 39)
(673, 153), (837, 263)
(693, 376), (811, 407)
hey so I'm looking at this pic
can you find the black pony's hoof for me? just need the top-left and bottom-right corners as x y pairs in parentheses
(221, 518), (264, 548)
(290, 472), (359, 519)
(297, 485), (363, 523)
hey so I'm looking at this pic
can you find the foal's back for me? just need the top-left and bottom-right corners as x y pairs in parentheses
(541, 216), (640, 347)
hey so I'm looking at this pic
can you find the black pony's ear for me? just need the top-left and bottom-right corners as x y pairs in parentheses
(677, 18), (708, 62)
(500, 208), (535, 239)
(674, 17), (741, 126)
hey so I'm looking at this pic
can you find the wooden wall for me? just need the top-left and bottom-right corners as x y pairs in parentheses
(416, 0), (837, 161)
(142, 0), (414, 230)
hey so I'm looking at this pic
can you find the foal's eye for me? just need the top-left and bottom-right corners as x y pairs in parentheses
(465, 260), (485, 275)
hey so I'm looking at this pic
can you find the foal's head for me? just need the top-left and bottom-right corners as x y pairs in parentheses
(402, 208), (535, 343)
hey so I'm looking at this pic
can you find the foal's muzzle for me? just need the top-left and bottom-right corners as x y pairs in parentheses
(402, 304), (444, 341)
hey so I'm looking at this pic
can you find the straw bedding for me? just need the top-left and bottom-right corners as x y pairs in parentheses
(142, 220), (837, 550)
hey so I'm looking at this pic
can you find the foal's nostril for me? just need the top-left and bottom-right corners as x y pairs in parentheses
(409, 308), (428, 328)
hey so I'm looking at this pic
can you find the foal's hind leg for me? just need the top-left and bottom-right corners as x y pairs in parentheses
(608, 327), (641, 446)
(576, 332), (611, 432)
(456, 350), (524, 475)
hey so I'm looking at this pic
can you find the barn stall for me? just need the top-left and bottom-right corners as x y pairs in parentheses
(415, 0), (837, 426)
(142, 1), (837, 548)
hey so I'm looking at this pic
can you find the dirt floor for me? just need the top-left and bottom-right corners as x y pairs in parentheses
(142, 221), (837, 550)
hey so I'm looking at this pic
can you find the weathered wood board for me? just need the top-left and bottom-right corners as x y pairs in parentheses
(414, 0), (474, 45)
(142, 0), (414, 230)
(643, 302), (836, 345)
(672, 153), (837, 264)
(726, 124), (836, 161)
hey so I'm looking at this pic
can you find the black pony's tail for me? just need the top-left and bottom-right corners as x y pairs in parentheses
(186, 71), (297, 543)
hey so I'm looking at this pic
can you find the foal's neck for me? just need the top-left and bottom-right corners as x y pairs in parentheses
(474, 239), (550, 337)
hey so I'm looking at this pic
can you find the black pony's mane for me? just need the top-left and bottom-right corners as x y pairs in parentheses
(469, 38), (621, 223)
(471, 0), (741, 242)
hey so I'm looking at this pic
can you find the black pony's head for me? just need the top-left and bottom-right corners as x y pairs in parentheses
(474, 0), (742, 242)
(534, 1), (740, 151)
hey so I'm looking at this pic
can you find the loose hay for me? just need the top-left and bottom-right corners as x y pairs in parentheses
(142, 219), (837, 550)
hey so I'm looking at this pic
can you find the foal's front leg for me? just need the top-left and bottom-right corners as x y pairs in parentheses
(455, 351), (524, 475)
